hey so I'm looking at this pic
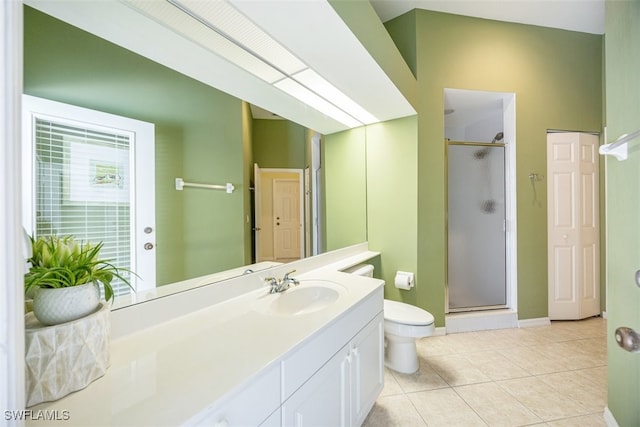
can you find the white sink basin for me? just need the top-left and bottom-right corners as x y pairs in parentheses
(255, 280), (346, 316)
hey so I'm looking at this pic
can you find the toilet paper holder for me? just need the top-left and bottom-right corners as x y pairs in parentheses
(394, 271), (415, 290)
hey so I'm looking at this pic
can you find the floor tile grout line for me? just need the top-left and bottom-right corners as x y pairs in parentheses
(368, 319), (606, 427)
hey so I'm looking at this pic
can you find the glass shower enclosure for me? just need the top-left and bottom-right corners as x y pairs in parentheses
(447, 142), (507, 311)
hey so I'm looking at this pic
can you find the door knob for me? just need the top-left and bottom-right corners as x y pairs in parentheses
(615, 326), (640, 353)
(144, 242), (154, 250)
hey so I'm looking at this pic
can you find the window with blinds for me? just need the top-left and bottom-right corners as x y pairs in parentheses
(33, 118), (134, 298)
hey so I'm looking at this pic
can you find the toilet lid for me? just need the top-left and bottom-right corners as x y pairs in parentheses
(384, 300), (434, 326)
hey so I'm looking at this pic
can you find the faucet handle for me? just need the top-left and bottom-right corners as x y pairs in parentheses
(283, 270), (299, 286)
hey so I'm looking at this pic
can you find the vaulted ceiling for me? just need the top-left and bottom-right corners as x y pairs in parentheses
(370, 0), (605, 35)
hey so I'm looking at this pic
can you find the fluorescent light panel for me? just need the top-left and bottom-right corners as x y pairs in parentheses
(292, 69), (378, 125)
(175, 0), (306, 77)
(128, 0), (378, 128)
(126, 0), (284, 83)
(275, 78), (362, 128)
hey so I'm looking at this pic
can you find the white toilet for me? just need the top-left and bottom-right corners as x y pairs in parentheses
(345, 264), (435, 374)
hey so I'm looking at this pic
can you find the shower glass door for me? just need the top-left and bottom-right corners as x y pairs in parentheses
(447, 143), (507, 311)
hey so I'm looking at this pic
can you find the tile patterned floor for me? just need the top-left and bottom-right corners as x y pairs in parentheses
(363, 317), (607, 427)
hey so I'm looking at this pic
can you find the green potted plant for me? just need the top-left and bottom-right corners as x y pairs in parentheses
(25, 234), (133, 325)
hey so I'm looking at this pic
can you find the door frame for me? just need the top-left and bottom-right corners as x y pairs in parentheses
(21, 95), (156, 293)
(253, 165), (304, 261)
(444, 95), (518, 314)
(2, 0), (25, 413)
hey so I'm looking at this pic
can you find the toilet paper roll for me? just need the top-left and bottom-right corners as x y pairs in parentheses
(394, 271), (414, 290)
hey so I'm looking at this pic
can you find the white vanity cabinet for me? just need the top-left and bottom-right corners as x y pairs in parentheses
(282, 311), (384, 427)
(186, 285), (384, 427)
(185, 364), (281, 427)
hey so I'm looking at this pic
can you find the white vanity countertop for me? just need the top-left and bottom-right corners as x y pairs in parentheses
(111, 261), (283, 309)
(26, 268), (383, 426)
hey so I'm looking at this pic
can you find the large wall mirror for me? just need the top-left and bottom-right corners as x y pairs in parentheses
(22, 4), (368, 308)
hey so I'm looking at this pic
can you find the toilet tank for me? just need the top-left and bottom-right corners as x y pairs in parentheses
(343, 264), (374, 278)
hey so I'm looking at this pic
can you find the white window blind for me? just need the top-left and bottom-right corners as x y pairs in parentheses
(33, 118), (134, 298)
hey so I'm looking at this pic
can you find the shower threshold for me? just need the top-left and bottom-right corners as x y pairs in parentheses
(445, 308), (518, 334)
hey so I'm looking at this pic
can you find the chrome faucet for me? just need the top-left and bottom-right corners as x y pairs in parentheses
(265, 269), (299, 293)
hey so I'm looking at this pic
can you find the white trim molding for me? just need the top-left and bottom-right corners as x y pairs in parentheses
(604, 406), (619, 427)
(433, 326), (447, 337)
(1, 0), (25, 419)
(518, 317), (551, 328)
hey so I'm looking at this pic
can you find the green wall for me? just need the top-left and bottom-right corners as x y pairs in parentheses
(324, 127), (368, 250)
(324, 116), (418, 301)
(155, 125), (185, 283)
(23, 6), (249, 285)
(604, 1), (640, 424)
(366, 117), (419, 304)
(387, 10), (603, 325)
(252, 120), (306, 169)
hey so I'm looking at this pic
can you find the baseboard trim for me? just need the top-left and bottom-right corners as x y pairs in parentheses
(518, 317), (551, 328)
(604, 406), (619, 427)
(602, 311), (608, 319)
(433, 326), (446, 336)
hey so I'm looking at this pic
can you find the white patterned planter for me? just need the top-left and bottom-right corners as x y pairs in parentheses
(32, 282), (100, 326)
(25, 302), (110, 407)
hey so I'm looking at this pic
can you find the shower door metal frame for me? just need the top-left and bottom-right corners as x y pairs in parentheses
(445, 140), (511, 313)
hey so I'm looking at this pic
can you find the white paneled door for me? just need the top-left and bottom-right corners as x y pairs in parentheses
(547, 132), (600, 320)
(273, 178), (301, 260)
(254, 165), (303, 262)
(22, 95), (156, 296)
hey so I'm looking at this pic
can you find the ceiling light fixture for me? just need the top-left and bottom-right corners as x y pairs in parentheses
(291, 69), (378, 125)
(274, 78), (362, 128)
(124, 0), (378, 128)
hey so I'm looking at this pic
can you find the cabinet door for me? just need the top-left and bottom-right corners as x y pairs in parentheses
(351, 312), (384, 426)
(260, 408), (281, 427)
(282, 346), (351, 427)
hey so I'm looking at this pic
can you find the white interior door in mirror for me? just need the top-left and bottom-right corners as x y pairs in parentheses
(254, 165), (304, 262)
(22, 95), (156, 295)
(273, 178), (301, 261)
